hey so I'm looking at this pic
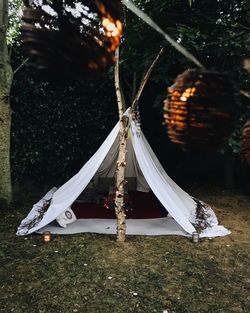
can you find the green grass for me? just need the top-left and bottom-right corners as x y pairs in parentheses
(0, 187), (250, 313)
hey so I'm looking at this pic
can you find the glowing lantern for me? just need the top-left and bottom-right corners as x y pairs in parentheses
(43, 231), (51, 243)
(241, 120), (250, 165)
(21, 0), (123, 79)
(163, 69), (239, 150)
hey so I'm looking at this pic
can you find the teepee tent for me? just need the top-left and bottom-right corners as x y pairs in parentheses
(17, 108), (230, 238)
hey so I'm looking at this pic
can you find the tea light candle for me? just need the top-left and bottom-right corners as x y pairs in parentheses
(192, 231), (199, 243)
(43, 231), (51, 243)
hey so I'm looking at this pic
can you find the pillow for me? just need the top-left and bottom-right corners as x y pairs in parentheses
(56, 207), (77, 228)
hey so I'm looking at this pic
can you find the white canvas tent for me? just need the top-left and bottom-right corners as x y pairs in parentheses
(17, 109), (230, 238)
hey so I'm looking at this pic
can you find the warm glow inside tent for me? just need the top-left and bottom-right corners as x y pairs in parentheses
(17, 109), (230, 238)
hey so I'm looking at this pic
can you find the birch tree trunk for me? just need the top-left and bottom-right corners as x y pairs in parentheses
(113, 47), (163, 241)
(0, 0), (13, 204)
(114, 47), (127, 242)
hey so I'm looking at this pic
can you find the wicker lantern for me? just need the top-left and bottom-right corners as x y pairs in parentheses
(163, 69), (239, 150)
(241, 120), (250, 165)
(21, 0), (123, 78)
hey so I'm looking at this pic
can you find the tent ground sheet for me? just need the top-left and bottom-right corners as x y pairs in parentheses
(37, 217), (228, 238)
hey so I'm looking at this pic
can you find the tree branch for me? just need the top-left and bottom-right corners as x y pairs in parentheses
(13, 58), (29, 76)
(115, 48), (124, 119)
(122, 0), (204, 68)
(132, 72), (137, 100)
(234, 23), (250, 31)
(203, 31), (247, 47)
(131, 47), (164, 111)
(240, 90), (250, 99)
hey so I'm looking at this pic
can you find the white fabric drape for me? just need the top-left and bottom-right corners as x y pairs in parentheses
(17, 108), (230, 238)
(130, 122), (196, 234)
(17, 122), (120, 235)
(93, 131), (150, 191)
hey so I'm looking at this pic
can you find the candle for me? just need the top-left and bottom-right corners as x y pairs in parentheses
(43, 231), (51, 243)
(192, 231), (199, 243)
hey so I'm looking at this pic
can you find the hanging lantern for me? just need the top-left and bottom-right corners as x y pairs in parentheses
(163, 69), (239, 150)
(21, 0), (123, 79)
(241, 120), (250, 165)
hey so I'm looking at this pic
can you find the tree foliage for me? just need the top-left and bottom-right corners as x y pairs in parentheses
(11, 69), (117, 185)
(7, 0), (22, 46)
(121, 0), (250, 155)
(9, 0), (250, 186)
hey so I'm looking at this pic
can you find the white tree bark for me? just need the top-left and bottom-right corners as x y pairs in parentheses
(0, 0), (13, 204)
(114, 47), (127, 242)
(113, 47), (164, 241)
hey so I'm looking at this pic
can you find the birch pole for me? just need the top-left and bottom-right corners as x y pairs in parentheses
(0, 0), (13, 204)
(114, 47), (128, 242)
(131, 47), (164, 110)
(113, 47), (164, 241)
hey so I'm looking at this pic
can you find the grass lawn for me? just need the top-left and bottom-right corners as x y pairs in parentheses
(0, 186), (249, 313)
